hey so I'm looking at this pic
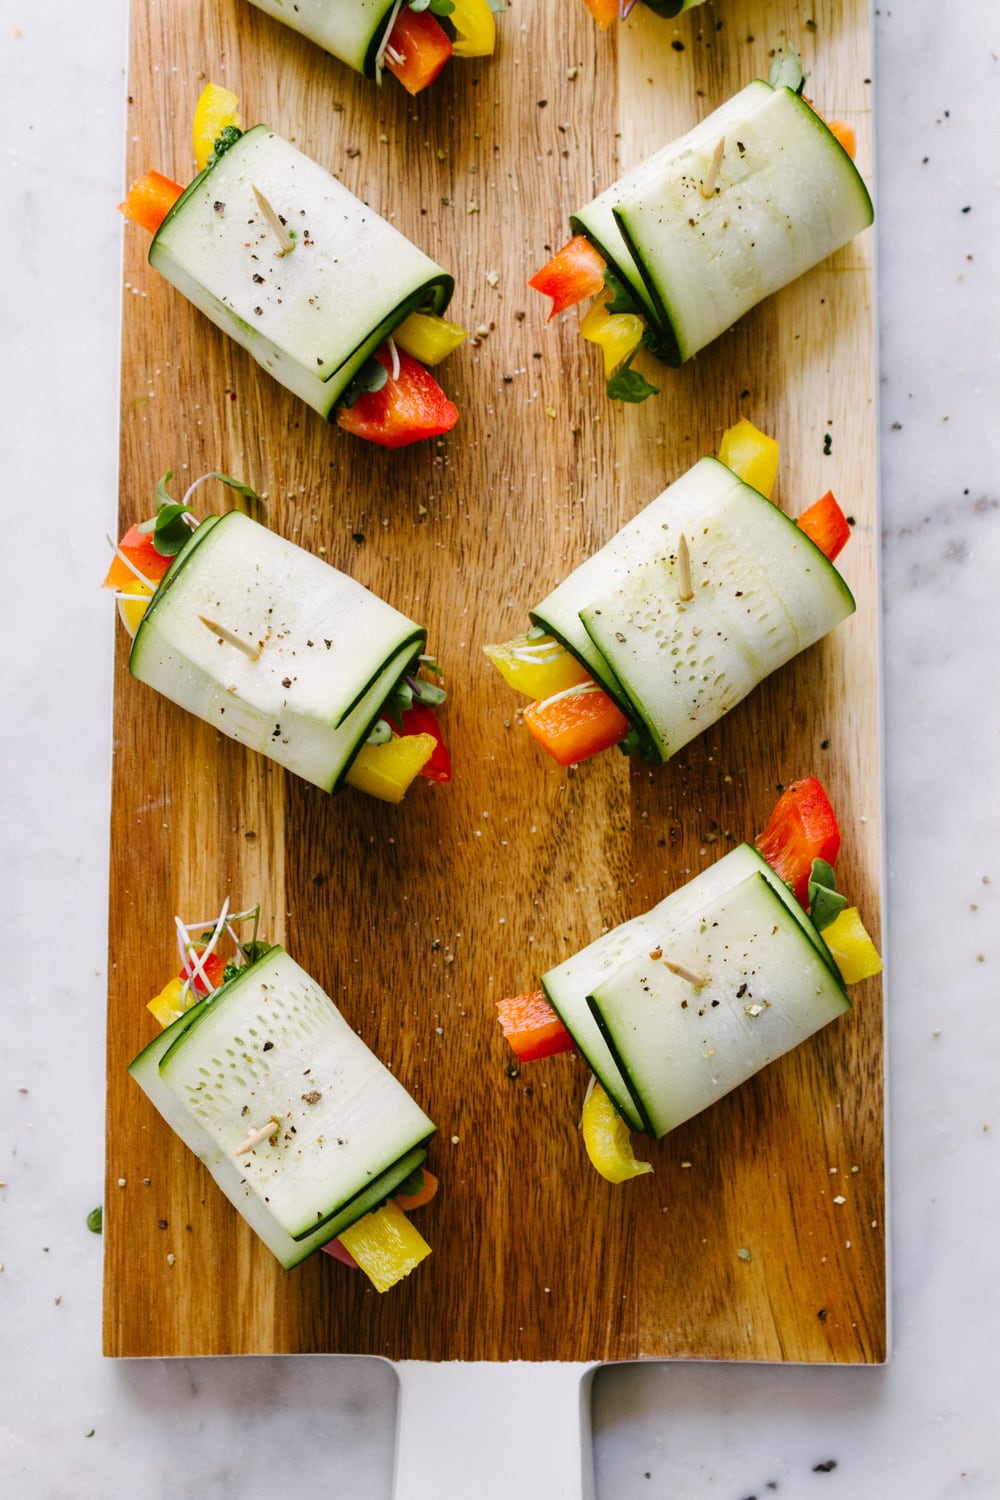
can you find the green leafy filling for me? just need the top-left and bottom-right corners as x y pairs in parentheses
(366, 657), (448, 743)
(222, 940), (270, 985)
(600, 268), (662, 405)
(607, 367), (661, 404)
(808, 858), (847, 931)
(339, 357), (390, 411)
(140, 471), (261, 558)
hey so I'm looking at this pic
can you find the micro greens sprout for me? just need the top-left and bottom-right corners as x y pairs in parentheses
(135, 470), (262, 558)
(374, 0), (406, 84)
(532, 679), (605, 715)
(172, 902), (263, 1008)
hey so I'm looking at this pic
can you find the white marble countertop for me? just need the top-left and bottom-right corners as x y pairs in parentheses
(2, 2), (998, 1496)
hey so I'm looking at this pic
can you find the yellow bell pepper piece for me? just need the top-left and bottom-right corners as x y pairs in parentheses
(192, 82), (242, 172)
(581, 1077), (653, 1184)
(393, 310), (468, 367)
(718, 417), (780, 499)
(117, 581), (154, 638)
(580, 292), (645, 378)
(147, 975), (194, 1028)
(449, 0), (497, 58)
(483, 633), (591, 700)
(345, 733), (436, 803)
(336, 1200), (431, 1292)
(822, 907), (883, 986)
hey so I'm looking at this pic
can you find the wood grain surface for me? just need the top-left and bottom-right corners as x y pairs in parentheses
(104, 0), (884, 1362)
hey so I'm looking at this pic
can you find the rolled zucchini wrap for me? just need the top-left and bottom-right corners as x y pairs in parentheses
(126, 508), (433, 794)
(131, 934), (436, 1272)
(247, 0), (400, 77)
(487, 450), (855, 769)
(571, 79), (873, 366)
(530, 56), (872, 395)
(544, 842), (850, 1141)
(148, 124), (454, 421)
(496, 777), (882, 1182)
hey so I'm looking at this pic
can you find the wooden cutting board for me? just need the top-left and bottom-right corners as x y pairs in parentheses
(104, 0), (884, 1362)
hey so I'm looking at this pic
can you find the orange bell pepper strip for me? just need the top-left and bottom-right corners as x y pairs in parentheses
(580, 0), (621, 28)
(827, 120), (857, 159)
(755, 776), (841, 909)
(796, 490), (852, 562)
(529, 235), (607, 321)
(336, 345), (458, 449)
(102, 522), (173, 592)
(118, 170), (184, 235)
(496, 990), (576, 1062)
(383, 6), (453, 95)
(523, 682), (630, 766)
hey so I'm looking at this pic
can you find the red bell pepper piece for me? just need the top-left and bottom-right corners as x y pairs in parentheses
(400, 704), (452, 783)
(496, 991), (576, 1062)
(102, 522), (173, 592)
(755, 776), (841, 909)
(336, 345), (458, 449)
(796, 490), (852, 562)
(529, 235), (607, 321)
(523, 684), (629, 766)
(321, 1237), (359, 1268)
(181, 947), (227, 996)
(118, 170), (184, 235)
(383, 6), (453, 95)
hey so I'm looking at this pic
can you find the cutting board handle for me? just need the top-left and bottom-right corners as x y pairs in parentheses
(390, 1361), (597, 1499)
